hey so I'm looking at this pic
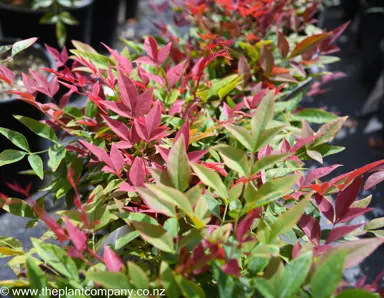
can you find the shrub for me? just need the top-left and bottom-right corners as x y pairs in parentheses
(0, 2), (383, 298)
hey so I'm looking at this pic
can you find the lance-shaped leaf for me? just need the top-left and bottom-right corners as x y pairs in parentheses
(214, 144), (250, 177)
(365, 217), (384, 230)
(244, 175), (300, 211)
(0, 127), (30, 152)
(191, 163), (228, 199)
(167, 135), (191, 191)
(304, 164), (342, 186)
(137, 187), (176, 217)
(79, 140), (114, 169)
(364, 171), (384, 190)
(314, 194), (334, 223)
(326, 224), (363, 244)
(223, 124), (253, 151)
(310, 250), (345, 298)
(0, 150), (26, 167)
(236, 208), (262, 242)
(12, 37), (38, 57)
(251, 153), (289, 175)
(166, 60), (186, 88)
(132, 221), (175, 253)
(277, 31), (290, 59)
(290, 33), (329, 58)
(63, 217), (87, 252)
(334, 238), (384, 268)
(28, 154), (44, 180)
(298, 214), (321, 245)
(268, 199), (309, 242)
(104, 245), (124, 272)
(14, 115), (58, 143)
(129, 157), (146, 187)
(250, 90), (275, 151)
(278, 251), (313, 298)
(335, 176), (362, 222)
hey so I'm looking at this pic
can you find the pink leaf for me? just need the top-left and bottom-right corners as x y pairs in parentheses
(110, 143), (125, 173)
(221, 259), (241, 277)
(79, 140), (114, 169)
(104, 245), (124, 272)
(188, 150), (208, 162)
(281, 138), (291, 153)
(337, 208), (372, 223)
(117, 69), (137, 112)
(298, 214), (321, 245)
(304, 164), (342, 185)
(326, 224), (363, 244)
(63, 217), (87, 252)
(102, 100), (132, 118)
(135, 88), (154, 117)
(335, 177), (362, 221)
(129, 157), (146, 186)
(22, 73), (36, 93)
(277, 30), (290, 58)
(291, 135), (317, 152)
(236, 208), (262, 242)
(101, 115), (130, 141)
(166, 60), (186, 88)
(145, 101), (162, 135)
(334, 238), (384, 268)
(364, 171), (384, 190)
(314, 194), (334, 223)
(175, 121), (190, 149)
(144, 36), (159, 62)
(158, 42), (172, 64)
(103, 43), (132, 74)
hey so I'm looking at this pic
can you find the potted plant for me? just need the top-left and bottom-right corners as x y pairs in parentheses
(0, 38), (55, 198)
(0, 0), (94, 48)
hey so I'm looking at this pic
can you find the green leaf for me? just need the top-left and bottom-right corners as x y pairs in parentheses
(164, 218), (180, 238)
(174, 275), (206, 298)
(336, 289), (378, 298)
(218, 75), (243, 99)
(114, 231), (139, 250)
(26, 256), (49, 298)
(86, 271), (131, 289)
(12, 37), (38, 57)
(145, 184), (193, 215)
(313, 144), (345, 157)
(365, 217), (384, 230)
(294, 108), (339, 124)
(0, 127), (30, 152)
(244, 174), (300, 210)
(72, 40), (98, 54)
(132, 221), (175, 253)
(278, 251), (313, 298)
(136, 187), (176, 218)
(48, 145), (66, 172)
(59, 11), (79, 25)
(14, 115), (58, 143)
(56, 21), (67, 48)
(313, 117), (348, 146)
(223, 124), (253, 151)
(254, 279), (275, 298)
(0, 150), (26, 167)
(251, 153), (289, 175)
(254, 125), (285, 152)
(31, 239), (79, 281)
(71, 49), (113, 70)
(238, 42), (259, 62)
(128, 261), (149, 289)
(191, 163), (228, 199)
(214, 144), (250, 177)
(0, 198), (36, 219)
(251, 91), (275, 151)
(213, 263), (236, 298)
(168, 135), (191, 192)
(268, 199), (309, 242)
(310, 250), (346, 298)
(28, 155), (44, 180)
(160, 262), (181, 298)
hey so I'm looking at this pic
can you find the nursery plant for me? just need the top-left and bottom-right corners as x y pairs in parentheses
(0, 3), (383, 298)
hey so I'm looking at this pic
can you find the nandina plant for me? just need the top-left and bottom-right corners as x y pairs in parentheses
(0, 15), (383, 298)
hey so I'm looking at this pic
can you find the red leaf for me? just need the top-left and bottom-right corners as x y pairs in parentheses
(314, 194), (334, 223)
(337, 208), (372, 223)
(166, 60), (186, 88)
(298, 214), (321, 245)
(260, 44), (274, 76)
(129, 157), (146, 186)
(135, 88), (154, 117)
(102, 43), (132, 74)
(110, 143), (125, 173)
(364, 171), (384, 191)
(277, 30), (290, 58)
(104, 245), (123, 272)
(117, 68), (137, 112)
(236, 208), (262, 242)
(101, 115), (130, 142)
(289, 33), (330, 58)
(79, 140), (114, 169)
(63, 217), (87, 252)
(221, 259), (241, 277)
(144, 36), (159, 62)
(325, 224), (363, 244)
(335, 177), (362, 221)
(158, 42), (172, 64)
(304, 164), (342, 186)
